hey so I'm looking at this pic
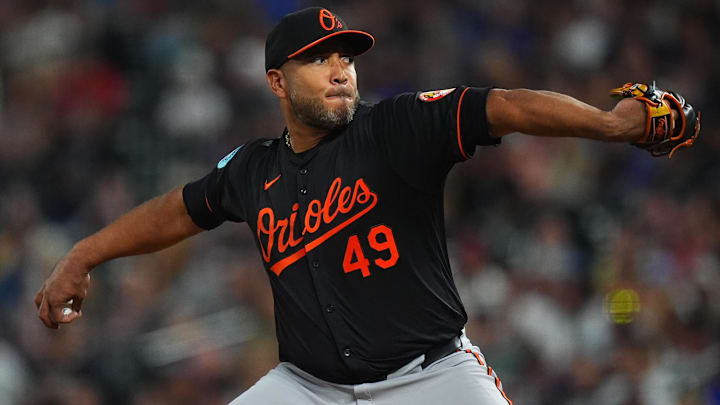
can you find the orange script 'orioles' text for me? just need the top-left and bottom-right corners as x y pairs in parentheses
(256, 177), (378, 275)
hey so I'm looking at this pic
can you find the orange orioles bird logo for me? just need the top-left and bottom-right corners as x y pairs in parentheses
(418, 88), (456, 102)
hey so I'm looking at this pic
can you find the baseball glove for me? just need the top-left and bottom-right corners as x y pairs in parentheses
(610, 82), (701, 158)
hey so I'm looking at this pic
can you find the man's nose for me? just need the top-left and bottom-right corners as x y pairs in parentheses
(330, 56), (348, 84)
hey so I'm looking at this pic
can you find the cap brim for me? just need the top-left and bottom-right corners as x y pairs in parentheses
(287, 30), (375, 60)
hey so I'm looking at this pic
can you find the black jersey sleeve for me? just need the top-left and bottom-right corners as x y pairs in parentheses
(370, 86), (499, 191)
(182, 145), (247, 230)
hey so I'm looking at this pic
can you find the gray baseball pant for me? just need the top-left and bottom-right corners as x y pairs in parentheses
(228, 332), (512, 405)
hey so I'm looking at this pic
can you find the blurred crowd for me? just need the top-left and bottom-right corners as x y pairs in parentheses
(1, 0), (719, 404)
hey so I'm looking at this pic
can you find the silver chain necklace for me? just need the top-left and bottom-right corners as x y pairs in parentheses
(284, 132), (293, 151)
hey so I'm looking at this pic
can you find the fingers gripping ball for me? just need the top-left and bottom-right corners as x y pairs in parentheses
(610, 82), (701, 158)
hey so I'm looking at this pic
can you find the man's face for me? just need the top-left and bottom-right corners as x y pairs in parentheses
(280, 41), (359, 130)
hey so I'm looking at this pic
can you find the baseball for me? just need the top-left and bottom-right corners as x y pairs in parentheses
(62, 308), (72, 317)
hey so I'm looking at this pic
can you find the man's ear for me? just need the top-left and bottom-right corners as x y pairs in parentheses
(266, 69), (288, 99)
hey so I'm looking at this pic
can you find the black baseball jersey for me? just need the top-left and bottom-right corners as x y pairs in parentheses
(183, 85), (499, 384)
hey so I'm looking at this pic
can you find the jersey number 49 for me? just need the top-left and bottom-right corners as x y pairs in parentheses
(343, 225), (399, 278)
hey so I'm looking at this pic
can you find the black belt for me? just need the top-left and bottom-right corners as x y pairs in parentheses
(420, 335), (462, 369)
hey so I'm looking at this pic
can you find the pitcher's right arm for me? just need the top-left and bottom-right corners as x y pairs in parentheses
(35, 187), (203, 329)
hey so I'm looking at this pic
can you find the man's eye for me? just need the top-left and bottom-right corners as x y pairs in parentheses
(342, 56), (354, 64)
(311, 56), (327, 64)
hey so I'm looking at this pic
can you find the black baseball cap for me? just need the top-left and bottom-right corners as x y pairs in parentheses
(265, 7), (375, 71)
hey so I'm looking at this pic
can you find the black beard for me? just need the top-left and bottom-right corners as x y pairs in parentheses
(288, 88), (359, 130)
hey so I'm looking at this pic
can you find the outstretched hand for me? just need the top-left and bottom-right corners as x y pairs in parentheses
(35, 253), (91, 329)
(608, 98), (648, 142)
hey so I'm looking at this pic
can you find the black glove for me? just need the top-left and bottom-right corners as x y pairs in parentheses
(610, 82), (701, 158)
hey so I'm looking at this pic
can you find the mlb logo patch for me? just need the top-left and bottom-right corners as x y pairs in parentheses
(418, 88), (456, 102)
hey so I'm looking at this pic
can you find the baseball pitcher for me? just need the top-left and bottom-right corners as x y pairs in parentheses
(35, 7), (700, 405)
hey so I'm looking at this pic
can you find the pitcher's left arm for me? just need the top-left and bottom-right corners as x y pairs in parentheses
(486, 83), (700, 158)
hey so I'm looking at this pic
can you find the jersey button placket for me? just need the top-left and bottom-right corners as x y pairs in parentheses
(295, 165), (350, 362)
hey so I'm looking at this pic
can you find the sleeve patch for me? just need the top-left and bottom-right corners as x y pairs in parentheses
(217, 145), (243, 169)
(418, 88), (456, 102)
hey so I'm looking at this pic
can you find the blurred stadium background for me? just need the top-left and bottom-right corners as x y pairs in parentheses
(1, 0), (719, 404)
